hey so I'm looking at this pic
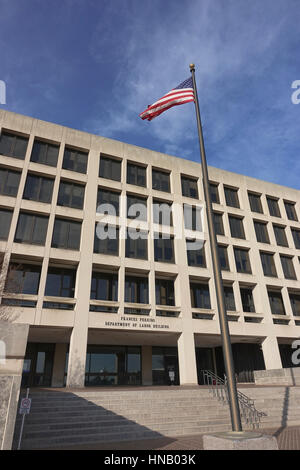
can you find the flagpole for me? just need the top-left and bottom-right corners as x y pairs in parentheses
(189, 63), (242, 432)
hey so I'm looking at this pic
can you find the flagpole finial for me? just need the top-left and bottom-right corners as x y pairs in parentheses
(189, 63), (195, 71)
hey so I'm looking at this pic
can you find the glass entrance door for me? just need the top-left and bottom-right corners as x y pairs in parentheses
(21, 343), (55, 387)
(152, 347), (179, 385)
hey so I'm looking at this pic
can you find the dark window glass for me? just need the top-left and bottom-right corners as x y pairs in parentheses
(186, 240), (206, 267)
(0, 168), (21, 197)
(234, 248), (251, 273)
(99, 155), (121, 181)
(210, 183), (220, 204)
(224, 187), (240, 208)
(125, 276), (148, 304)
(268, 290), (285, 315)
(5, 263), (41, 295)
(213, 212), (224, 235)
(97, 189), (120, 216)
(289, 293), (300, 316)
(14, 213), (48, 245)
(190, 283), (211, 309)
(229, 216), (245, 239)
(284, 201), (298, 221)
(280, 256), (296, 280)
(184, 204), (202, 231)
(23, 174), (54, 203)
(62, 147), (88, 174)
(152, 169), (170, 193)
(125, 229), (148, 259)
(0, 131), (28, 159)
(291, 228), (300, 249)
(254, 221), (270, 244)
(127, 195), (147, 221)
(224, 286), (236, 311)
(0, 209), (13, 240)
(248, 193), (263, 213)
(267, 197), (281, 218)
(91, 272), (118, 301)
(30, 140), (59, 167)
(273, 225), (288, 247)
(45, 267), (76, 298)
(154, 234), (175, 263)
(57, 181), (85, 209)
(94, 224), (119, 256)
(240, 288), (255, 313)
(155, 279), (175, 306)
(260, 252), (277, 277)
(51, 218), (82, 250)
(181, 176), (198, 199)
(127, 163), (146, 187)
(218, 245), (230, 270)
(153, 200), (173, 226)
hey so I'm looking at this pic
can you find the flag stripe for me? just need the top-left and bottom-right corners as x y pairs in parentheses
(146, 91), (194, 110)
(140, 97), (195, 120)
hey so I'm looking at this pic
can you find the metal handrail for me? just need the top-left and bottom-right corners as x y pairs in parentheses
(202, 369), (267, 429)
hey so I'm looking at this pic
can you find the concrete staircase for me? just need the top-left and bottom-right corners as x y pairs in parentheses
(12, 386), (300, 449)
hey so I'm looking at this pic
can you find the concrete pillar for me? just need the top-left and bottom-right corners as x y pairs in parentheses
(142, 345), (152, 385)
(177, 330), (198, 385)
(51, 343), (68, 387)
(261, 336), (282, 370)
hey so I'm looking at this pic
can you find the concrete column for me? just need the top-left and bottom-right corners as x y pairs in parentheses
(142, 345), (152, 385)
(51, 343), (68, 387)
(261, 336), (282, 370)
(177, 330), (198, 385)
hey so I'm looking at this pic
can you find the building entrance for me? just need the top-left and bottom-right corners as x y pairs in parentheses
(21, 343), (55, 387)
(152, 347), (179, 385)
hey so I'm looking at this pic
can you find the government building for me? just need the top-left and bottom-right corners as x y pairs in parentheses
(0, 109), (299, 389)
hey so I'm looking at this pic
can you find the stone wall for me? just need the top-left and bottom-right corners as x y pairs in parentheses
(254, 367), (300, 386)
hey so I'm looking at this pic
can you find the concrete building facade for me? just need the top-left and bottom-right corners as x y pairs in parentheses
(0, 109), (299, 389)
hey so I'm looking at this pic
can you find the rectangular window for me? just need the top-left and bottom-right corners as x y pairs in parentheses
(23, 174), (54, 203)
(210, 183), (220, 204)
(0, 131), (28, 160)
(273, 225), (288, 247)
(45, 267), (76, 298)
(260, 252), (277, 277)
(234, 248), (252, 273)
(125, 275), (148, 304)
(280, 255), (296, 280)
(186, 240), (206, 267)
(97, 189), (120, 216)
(224, 187), (240, 208)
(268, 290), (285, 315)
(14, 212), (48, 245)
(154, 234), (175, 263)
(62, 147), (88, 174)
(153, 200), (173, 226)
(152, 169), (170, 193)
(155, 279), (175, 306)
(267, 197), (281, 218)
(190, 283), (211, 309)
(291, 228), (300, 249)
(127, 195), (147, 221)
(184, 204), (202, 231)
(213, 212), (225, 235)
(218, 245), (230, 270)
(51, 218), (82, 250)
(5, 263), (41, 295)
(289, 293), (300, 316)
(0, 168), (21, 197)
(229, 215), (245, 239)
(127, 163), (146, 187)
(30, 139), (59, 167)
(125, 229), (148, 259)
(284, 201), (298, 221)
(0, 209), (13, 240)
(254, 221), (270, 244)
(224, 286), (236, 311)
(94, 224), (119, 256)
(57, 181), (85, 209)
(248, 192), (263, 213)
(240, 287), (255, 313)
(91, 272), (118, 301)
(181, 176), (198, 199)
(99, 155), (121, 181)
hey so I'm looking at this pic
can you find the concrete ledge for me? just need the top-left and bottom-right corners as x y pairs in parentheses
(254, 368), (300, 386)
(203, 431), (278, 450)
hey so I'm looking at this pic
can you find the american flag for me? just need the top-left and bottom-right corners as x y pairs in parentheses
(139, 77), (194, 121)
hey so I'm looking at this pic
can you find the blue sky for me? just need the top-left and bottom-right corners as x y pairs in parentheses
(1, 0), (300, 189)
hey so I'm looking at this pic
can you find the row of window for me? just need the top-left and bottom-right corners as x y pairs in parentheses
(3, 262), (300, 317)
(0, 130), (298, 221)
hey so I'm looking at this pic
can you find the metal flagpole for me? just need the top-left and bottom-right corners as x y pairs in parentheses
(189, 63), (242, 432)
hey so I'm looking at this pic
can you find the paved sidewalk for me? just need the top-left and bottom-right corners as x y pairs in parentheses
(44, 426), (300, 450)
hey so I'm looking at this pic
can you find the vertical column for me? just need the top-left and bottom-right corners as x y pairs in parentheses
(177, 330), (198, 385)
(142, 345), (152, 385)
(261, 336), (282, 370)
(51, 343), (68, 387)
